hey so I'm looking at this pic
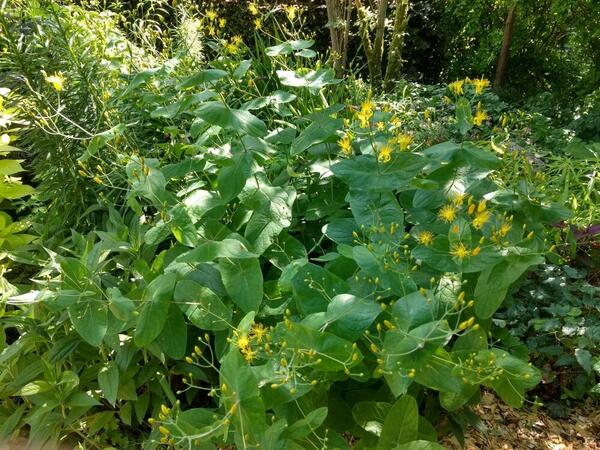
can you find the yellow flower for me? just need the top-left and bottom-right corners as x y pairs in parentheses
(499, 222), (511, 237)
(206, 10), (218, 21)
(207, 25), (216, 36)
(284, 5), (298, 20)
(232, 35), (243, 45)
(237, 333), (250, 350)
(376, 121), (385, 131)
(450, 242), (470, 260)
(471, 77), (490, 95)
(452, 193), (466, 206)
(251, 323), (268, 343)
(396, 133), (412, 151)
(390, 115), (401, 126)
(472, 210), (491, 229)
(225, 42), (239, 55)
(424, 110), (431, 121)
(438, 204), (457, 223)
(473, 109), (488, 126)
(417, 231), (433, 246)
(378, 145), (393, 163)
(249, 2), (259, 15)
(44, 71), (65, 92)
(242, 347), (257, 363)
(254, 18), (263, 30)
(219, 18), (227, 28)
(449, 80), (464, 95)
(338, 134), (353, 156)
(471, 246), (481, 256)
(477, 199), (487, 213)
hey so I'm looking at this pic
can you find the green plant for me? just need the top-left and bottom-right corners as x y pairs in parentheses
(0, 2), (581, 449)
(496, 264), (600, 414)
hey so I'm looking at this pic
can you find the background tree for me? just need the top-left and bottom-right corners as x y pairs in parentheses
(353, 0), (411, 90)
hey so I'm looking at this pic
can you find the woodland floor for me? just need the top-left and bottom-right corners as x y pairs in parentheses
(442, 392), (600, 450)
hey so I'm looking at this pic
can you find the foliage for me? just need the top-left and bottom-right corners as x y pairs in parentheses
(0, 88), (36, 301)
(496, 264), (600, 413)
(0, 1), (596, 449)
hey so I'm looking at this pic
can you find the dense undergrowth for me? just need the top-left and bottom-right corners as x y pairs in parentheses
(0, 1), (598, 449)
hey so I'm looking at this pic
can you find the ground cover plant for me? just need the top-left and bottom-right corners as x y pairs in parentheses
(0, 0), (598, 449)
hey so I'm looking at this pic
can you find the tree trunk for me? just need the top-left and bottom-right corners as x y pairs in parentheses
(494, 5), (516, 88)
(384, 0), (410, 91)
(354, 0), (387, 86)
(326, 0), (342, 77)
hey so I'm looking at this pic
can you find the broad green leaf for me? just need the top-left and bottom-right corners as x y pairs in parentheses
(352, 401), (390, 436)
(332, 154), (426, 192)
(384, 321), (452, 370)
(290, 118), (343, 155)
(134, 272), (177, 347)
(98, 362), (119, 407)
(378, 395), (419, 449)
(283, 407), (328, 439)
(18, 381), (53, 396)
(174, 280), (232, 331)
(486, 349), (541, 407)
(108, 287), (135, 321)
(178, 69), (228, 89)
(219, 257), (263, 313)
(84, 123), (126, 158)
(292, 263), (349, 315)
(273, 322), (360, 371)
(266, 39), (314, 56)
(349, 190), (404, 228)
(68, 298), (108, 347)
(325, 294), (381, 340)
(233, 60), (252, 79)
(218, 152), (253, 202)
(67, 391), (101, 408)
(176, 239), (256, 264)
(195, 101), (267, 137)
(277, 69), (341, 92)
(0, 159), (24, 176)
(455, 97), (473, 135)
(475, 254), (544, 318)
(323, 218), (358, 245)
(220, 351), (266, 447)
(157, 305), (188, 359)
(392, 292), (435, 332)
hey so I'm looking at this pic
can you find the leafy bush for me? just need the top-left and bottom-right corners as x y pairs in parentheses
(0, 1), (591, 449)
(496, 264), (600, 413)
